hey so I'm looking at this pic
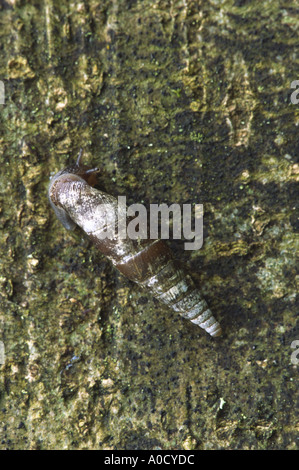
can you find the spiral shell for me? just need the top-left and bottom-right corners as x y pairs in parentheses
(48, 158), (222, 337)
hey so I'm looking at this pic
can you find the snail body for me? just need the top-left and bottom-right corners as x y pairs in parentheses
(48, 157), (222, 337)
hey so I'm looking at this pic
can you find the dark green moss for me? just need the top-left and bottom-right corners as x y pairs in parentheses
(0, 0), (297, 451)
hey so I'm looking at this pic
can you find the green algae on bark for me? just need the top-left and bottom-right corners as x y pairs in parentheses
(0, 0), (298, 450)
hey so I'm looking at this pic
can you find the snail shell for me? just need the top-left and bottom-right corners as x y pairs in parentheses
(48, 158), (222, 337)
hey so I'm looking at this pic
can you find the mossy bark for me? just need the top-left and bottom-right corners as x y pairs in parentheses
(0, 0), (298, 449)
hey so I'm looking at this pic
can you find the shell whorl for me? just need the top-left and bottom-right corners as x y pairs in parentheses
(140, 261), (222, 337)
(49, 166), (222, 338)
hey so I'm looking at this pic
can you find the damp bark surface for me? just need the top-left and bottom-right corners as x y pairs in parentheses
(0, 0), (298, 450)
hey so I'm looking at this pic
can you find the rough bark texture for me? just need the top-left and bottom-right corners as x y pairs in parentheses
(0, 0), (298, 450)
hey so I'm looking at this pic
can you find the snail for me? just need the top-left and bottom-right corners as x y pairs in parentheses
(48, 152), (222, 337)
